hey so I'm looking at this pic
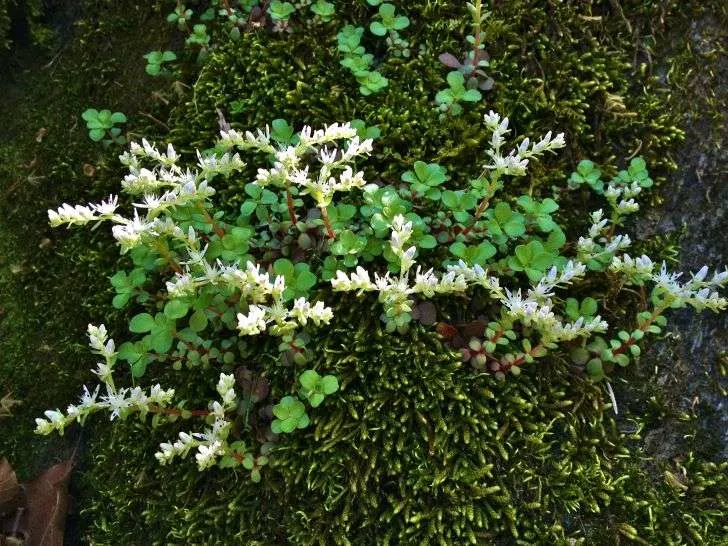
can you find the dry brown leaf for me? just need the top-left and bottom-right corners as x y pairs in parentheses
(20, 458), (73, 546)
(0, 459), (20, 517)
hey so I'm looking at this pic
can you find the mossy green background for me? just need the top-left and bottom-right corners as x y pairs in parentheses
(0, 0), (727, 544)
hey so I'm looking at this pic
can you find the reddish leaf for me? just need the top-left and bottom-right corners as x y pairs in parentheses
(0, 459), (20, 517)
(456, 320), (487, 340)
(438, 52), (462, 68)
(413, 302), (437, 325)
(435, 322), (458, 340)
(479, 77), (495, 91)
(20, 458), (73, 546)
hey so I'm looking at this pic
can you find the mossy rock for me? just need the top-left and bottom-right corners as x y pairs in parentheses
(77, 1), (728, 544)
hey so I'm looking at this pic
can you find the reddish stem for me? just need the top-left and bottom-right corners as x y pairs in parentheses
(319, 206), (336, 239)
(460, 197), (490, 237)
(286, 189), (298, 226)
(221, 0), (233, 17)
(199, 205), (226, 238)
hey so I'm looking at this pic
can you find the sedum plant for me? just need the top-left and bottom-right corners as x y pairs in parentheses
(81, 108), (127, 146)
(36, 114), (728, 476)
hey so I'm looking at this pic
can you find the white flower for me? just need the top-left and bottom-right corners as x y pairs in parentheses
(195, 441), (223, 470)
(237, 305), (268, 336)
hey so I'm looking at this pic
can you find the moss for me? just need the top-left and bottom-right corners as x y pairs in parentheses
(75, 1), (728, 544)
(0, 0), (47, 52)
(81, 299), (728, 544)
(0, 0), (173, 479)
(167, 0), (689, 206)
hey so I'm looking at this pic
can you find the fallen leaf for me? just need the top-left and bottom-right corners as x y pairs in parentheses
(20, 458), (73, 546)
(35, 128), (48, 143)
(0, 459), (20, 517)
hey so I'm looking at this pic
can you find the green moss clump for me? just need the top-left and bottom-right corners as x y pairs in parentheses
(168, 0), (688, 209)
(67, 1), (727, 543)
(81, 299), (728, 544)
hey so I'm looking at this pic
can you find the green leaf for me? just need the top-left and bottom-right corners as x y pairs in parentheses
(112, 293), (131, 309)
(130, 313), (155, 333)
(131, 358), (149, 378)
(110, 112), (127, 124)
(586, 358), (603, 377)
(189, 310), (208, 333)
(449, 241), (466, 258)
(273, 258), (295, 278)
(295, 269), (317, 291)
(446, 71), (465, 89)
(299, 370), (320, 391)
(461, 89), (482, 102)
(321, 375), (338, 394)
(164, 299), (190, 319)
(151, 330), (174, 354)
(89, 128), (105, 142)
(417, 234), (437, 249)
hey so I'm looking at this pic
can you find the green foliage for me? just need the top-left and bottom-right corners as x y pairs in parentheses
(435, 71), (482, 116)
(369, 3), (409, 37)
(143, 50), (176, 76)
(269, 1), (296, 23)
(110, 268), (147, 309)
(516, 195), (559, 232)
(337, 24), (388, 96)
(272, 258), (317, 301)
(271, 395), (309, 433)
(310, 0), (335, 22)
(167, 4), (193, 30)
(298, 369), (338, 407)
(81, 108), (127, 146)
(507, 240), (560, 282)
(401, 161), (449, 200)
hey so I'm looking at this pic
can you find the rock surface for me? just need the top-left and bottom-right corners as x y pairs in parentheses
(638, 13), (728, 459)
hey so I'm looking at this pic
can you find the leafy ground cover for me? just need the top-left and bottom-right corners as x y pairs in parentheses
(1, 1), (727, 544)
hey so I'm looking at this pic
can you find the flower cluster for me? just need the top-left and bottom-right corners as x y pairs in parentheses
(332, 214), (472, 330)
(154, 373), (239, 470)
(611, 256), (728, 312)
(35, 324), (175, 435)
(220, 121), (373, 209)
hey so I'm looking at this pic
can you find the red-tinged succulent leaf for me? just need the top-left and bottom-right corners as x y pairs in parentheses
(0, 458), (20, 517)
(20, 458), (73, 546)
(438, 52), (462, 68)
(435, 322), (458, 340)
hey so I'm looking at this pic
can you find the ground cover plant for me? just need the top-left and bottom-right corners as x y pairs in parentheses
(36, 112), (728, 543)
(2, 0), (728, 544)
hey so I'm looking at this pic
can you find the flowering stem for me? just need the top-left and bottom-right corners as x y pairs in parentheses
(286, 189), (298, 226)
(319, 206), (336, 239)
(148, 405), (211, 417)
